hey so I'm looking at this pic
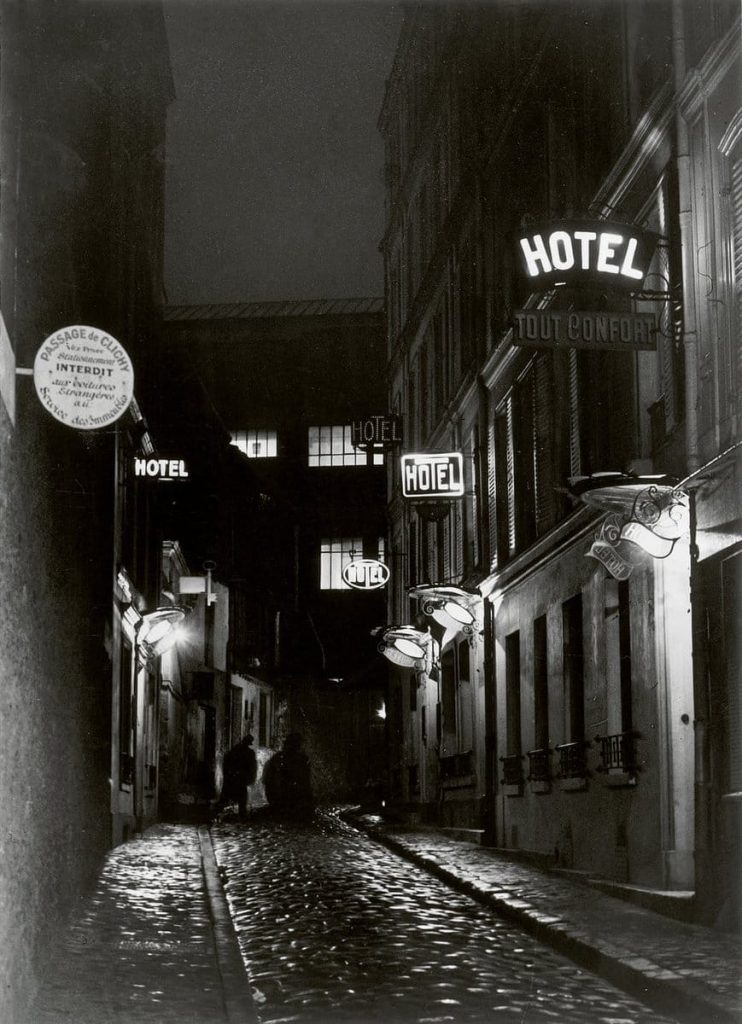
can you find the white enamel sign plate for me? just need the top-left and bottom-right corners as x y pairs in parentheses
(34, 325), (134, 430)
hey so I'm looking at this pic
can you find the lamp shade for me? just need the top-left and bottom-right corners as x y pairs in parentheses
(138, 607), (186, 659)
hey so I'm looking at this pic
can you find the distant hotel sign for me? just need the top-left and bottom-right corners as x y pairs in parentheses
(351, 414), (402, 450)
(34, 325), (134, 430)
(134, 458), (190, 481)
(513, 310), (657, 352)
(401, 452), (464, 499)
(516, 221), (658, 292)
(342, 558), (390, 591)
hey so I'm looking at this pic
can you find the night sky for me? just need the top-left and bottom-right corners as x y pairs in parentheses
(162, 1), (401, 306)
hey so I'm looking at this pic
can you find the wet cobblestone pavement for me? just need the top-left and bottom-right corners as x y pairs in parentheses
(25, 825), (233, 1024)
(212, 810), (678, 1024)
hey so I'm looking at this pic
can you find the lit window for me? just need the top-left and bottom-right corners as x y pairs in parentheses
(230, 429), (277, 459)
(308, 426), (384, 467)
(320, 537), (363, 589)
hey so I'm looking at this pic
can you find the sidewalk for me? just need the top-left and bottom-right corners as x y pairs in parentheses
(23, 824), (255, 1024)
(344, 811), (742, 1024)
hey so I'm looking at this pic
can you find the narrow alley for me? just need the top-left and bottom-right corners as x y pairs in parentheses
(25, 809), (742, 1024)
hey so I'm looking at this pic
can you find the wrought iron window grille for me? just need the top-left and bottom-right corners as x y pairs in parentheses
(440, 750), (474, 781)
(499, 753), (525, 786)
(526, 747), (552, 782)
(555, 740), (590, 779)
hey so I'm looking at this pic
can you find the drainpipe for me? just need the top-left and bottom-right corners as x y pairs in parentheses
(672, 0), (700, 475)
(672, 0), (709, 907)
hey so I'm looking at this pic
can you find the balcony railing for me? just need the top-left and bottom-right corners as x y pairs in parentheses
(499, 753), (525, 786)
(440, 750), (473, 781)
(595, 731), (639, 775)
(555, 740), (590, 779)
(526, 747), (551, 782)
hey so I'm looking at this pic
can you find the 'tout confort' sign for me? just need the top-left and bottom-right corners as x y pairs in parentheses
(342, 558), (390, 590)
(34, 325), (134, 430)
(401, 452), (464, 499)
(516, 221), (658, 292)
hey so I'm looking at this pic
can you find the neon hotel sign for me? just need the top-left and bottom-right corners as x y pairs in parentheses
(516, 221), (657, 291)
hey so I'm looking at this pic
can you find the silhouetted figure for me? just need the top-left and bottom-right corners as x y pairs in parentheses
(263, 733), (314, 819)
(216, 734), (257, 820)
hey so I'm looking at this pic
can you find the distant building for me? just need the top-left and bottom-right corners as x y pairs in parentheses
(380, 1), (740, 928)
(163, 299), (390, 804)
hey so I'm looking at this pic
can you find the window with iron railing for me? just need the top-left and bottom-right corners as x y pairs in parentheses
(440, 750), (473, 781)
(500, 753), (525, 786)
(526, 747), (551, 783)
(555, 740), (590, 779)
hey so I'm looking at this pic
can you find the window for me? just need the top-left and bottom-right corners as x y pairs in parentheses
(505, 631), (522, 755)
(231, 429), (277, 459)
(308, 425), (383, 467)
(605, 578), (632, 736)
(533, 615), (549, 751)
(320, 537), (362, 589)
(562, 594), (584, 741)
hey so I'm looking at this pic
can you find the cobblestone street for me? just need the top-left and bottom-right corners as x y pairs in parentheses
(212, 811), (677, 1024)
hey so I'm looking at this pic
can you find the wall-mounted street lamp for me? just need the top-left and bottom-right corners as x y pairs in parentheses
(137, 607), (187, 662)
(371, 625), (439, 671)
(408, 584), (482, 637)
(569, 473), (689, 578)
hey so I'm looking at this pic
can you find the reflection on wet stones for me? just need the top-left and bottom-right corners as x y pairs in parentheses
(212, 812), (676, 1024)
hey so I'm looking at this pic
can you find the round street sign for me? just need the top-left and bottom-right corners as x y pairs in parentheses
(342, 558), (390, 591)
(33, 325), (134, 430)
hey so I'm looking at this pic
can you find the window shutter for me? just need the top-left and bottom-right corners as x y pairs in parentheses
(487, 418), (498, 570)
(533, 352), (555, 534)
(567, 349), (582, 477)
(732, 152), (742, 419)
(454, 499), (464, 580)
(505, 395), (516, 555)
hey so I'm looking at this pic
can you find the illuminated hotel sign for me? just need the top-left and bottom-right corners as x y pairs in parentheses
(134, 458), (190, 481)
(516, 221), (657, 292)
(351, 415), (402, 449)
(514, 310), (657, 352)
(342, 558), (390, 590)
(401, 452), (464, 499)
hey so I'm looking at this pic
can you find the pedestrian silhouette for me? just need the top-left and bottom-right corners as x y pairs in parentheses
(263, 732), (314, 819)
(216, 733), (257, 820)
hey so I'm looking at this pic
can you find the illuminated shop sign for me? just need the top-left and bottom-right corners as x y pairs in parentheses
(342, 558), (390, 590)
(401, 452), (464, 499)
(513, 310), (657, 351)
(516, 221), (657, 292)
(351, 414), (402, 449)
(134, 457), (189, 480)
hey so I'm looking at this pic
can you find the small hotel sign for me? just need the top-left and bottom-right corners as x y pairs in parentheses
(351, 415), (402, 449)
(516, 221), (657, 292)
(514, 310), (657, 351)
(401, 452), (464, 499)
(134, 458), (190, 480)
(342, 558), (390, 590)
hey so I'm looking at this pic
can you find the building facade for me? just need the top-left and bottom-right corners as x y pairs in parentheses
(0, 2), (173, 1017)
(380, 0), (740, 927)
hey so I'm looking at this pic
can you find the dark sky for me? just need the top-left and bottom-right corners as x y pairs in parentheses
(162, 1), (401, 306)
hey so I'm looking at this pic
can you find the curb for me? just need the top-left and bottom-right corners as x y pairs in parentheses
(344, 815), (740, 1024)
(198, 825), (258, 1024)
